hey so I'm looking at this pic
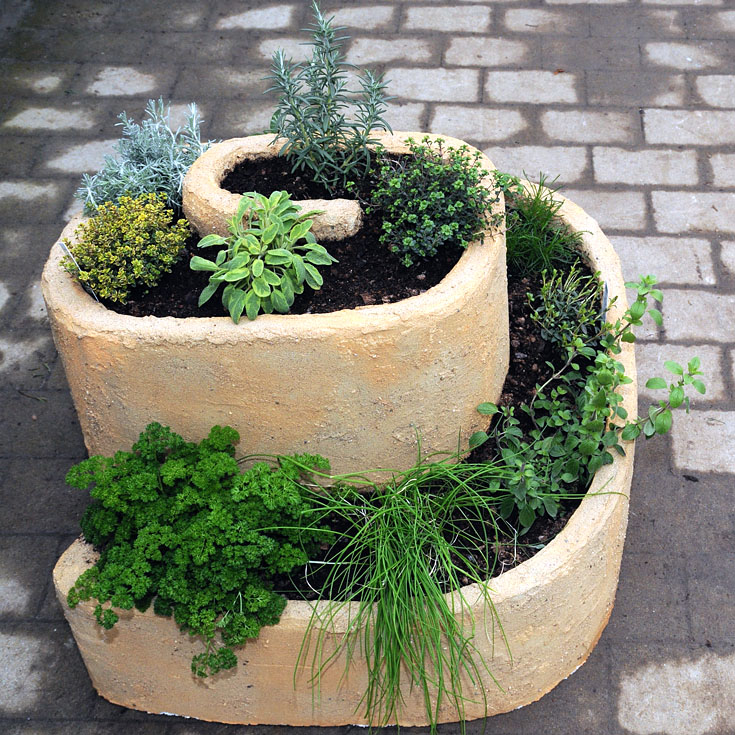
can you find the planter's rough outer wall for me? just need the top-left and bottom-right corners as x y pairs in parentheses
(53, 190), (636, 726)
(41, 133), (508, 475)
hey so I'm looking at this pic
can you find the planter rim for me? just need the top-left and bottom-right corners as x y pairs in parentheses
(42, 131), (503, 341)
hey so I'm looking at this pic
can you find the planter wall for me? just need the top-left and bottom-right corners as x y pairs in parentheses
(41, 132), (508, 477)
(53, 190), (636, 726)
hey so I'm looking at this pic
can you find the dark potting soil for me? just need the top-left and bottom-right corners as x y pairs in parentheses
(107, 155), (461, 318)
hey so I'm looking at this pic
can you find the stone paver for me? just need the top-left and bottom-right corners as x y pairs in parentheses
(1, 1), (733, 734)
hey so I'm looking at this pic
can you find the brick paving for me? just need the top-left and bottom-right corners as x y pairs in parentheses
(1, 1), (734, 733)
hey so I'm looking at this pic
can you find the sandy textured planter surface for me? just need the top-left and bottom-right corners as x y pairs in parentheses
(182, 133), (364, 241)
(53, 190), (636, 727)
(41, 132), (508, 476)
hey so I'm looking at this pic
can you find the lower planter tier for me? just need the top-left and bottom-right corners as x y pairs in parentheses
(52, 189), (637, 726)
(54, 436), (633, 726)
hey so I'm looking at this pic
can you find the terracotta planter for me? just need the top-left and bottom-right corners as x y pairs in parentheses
(41, 132), (509, 477)
(53, 190), (636, 726)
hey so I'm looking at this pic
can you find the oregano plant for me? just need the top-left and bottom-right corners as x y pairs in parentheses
(472, 271), (706, 530)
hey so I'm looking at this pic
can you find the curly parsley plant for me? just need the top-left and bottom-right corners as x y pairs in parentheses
(66, 422), (330, 677)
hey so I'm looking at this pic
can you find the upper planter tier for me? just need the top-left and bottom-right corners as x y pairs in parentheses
(41, 132), (509, 475)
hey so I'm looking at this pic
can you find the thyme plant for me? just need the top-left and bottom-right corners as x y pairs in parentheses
(61, 193), (189, 303)
(266, 1), (392, 195)
(369, 136), (502, 267)
(76, 98), (211, 215)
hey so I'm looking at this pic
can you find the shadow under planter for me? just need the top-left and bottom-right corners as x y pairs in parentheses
(52, 189), (637, 727)
(41, 132), (509, 477)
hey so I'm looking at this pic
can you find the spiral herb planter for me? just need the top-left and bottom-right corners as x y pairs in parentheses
(52, 189), (635, 726)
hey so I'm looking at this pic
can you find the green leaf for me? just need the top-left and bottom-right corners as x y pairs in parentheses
(197, 234), (227, 249)
(687, 356), (701, 372)
(647, 308), (663, 326)
(645, 377), (667, 390)
(664, 360), (684, 376)
(597, 369), (613, 386)
(629, 300), (646, 320)
(262, 223), (279, 245)
(244, 290), (260, 321)
(477, 402), (498, 415)
(288, 221), (312, 243)
(579, 438), (598, 456)
(252, 259), (264, 278)
(588, 454), (604, 474)
(303, 263), (323, 290)
(270, 288), (289, 313)
(252, 277), (271, 298)
(280, 272), (295, 305)
(499, 495), (515, 520)
(518, 504), (536, 530)
(262, 268), (281, 286)
(621, 332), (636, 343)
(468, 431), (488, 449)
(264, 249), (293, 266)
(590, 389), (608, 409)
(222, 268), (249, 282)
(654, 409), (672, 435)
(292, 254), (306, 284)
(190, 256), (218, 272)
(692, 379), (706, 395)
(643, 419), (656, 438)
(669, 386), (684, 409)
(227, 289), (246, 324)
(197, 281), (220, 307)
(304, 249), (336, 266)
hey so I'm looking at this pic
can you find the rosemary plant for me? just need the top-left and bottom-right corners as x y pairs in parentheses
(266, 1), (392, 195)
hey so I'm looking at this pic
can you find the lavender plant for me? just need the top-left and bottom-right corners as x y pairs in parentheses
(76, 98), (211, 215)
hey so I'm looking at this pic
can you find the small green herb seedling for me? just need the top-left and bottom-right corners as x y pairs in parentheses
(191, 190), (337, 322)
